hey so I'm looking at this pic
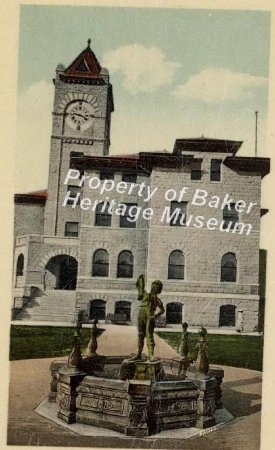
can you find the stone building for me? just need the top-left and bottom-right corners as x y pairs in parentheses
(13, 42), (270, 331)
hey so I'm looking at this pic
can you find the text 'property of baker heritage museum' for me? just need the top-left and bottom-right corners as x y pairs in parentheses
(13, 41), (270, 332)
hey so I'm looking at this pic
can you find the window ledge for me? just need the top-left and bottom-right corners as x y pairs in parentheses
(167, 279), (186, 282)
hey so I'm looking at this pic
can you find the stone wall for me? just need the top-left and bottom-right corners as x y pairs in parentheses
(14, 203), (45, 240)
(147, 154), (261, 291)
(13, 235), (79, 287)
(77, 172), (149, 280)
(73, 151), (263, 332)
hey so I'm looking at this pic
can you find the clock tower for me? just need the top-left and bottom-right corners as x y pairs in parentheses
(44, 40), (114, 236)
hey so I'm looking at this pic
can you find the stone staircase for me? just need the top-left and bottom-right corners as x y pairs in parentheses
(16, 290), (76, 323)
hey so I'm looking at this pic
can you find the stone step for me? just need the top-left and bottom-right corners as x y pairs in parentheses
(28, 302), (75, 307)
(22, 307), (75, 312)
(36, 297), (75, 302)
(43, 296), (76, 298)
(16, 290), (77, 322)
(19, 310), (75, 317)
(19, 311), (75, 317)
(21, 311), (74, 317)
(26, 297), (75, 303)
(43, 291), (76, 296)
(22, 310), (75, 315)
(17, 315), (75, 322)
(19, 305), (75, 312)
(26, 302), (75, 307)
(26, 299), (75, 304)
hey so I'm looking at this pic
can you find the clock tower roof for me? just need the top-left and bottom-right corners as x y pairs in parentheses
(64, 39), (102, 78)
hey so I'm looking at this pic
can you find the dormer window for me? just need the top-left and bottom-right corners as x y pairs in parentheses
(211, 159), (222, 181)
(100, 170), (114, 180)
(191, 161), (202, 180)
(122, 172), (137, 183)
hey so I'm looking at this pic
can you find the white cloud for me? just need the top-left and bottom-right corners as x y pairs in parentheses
(15, 74), (268, 193)
(16, 80), (53, 192)
(102, 44), (181, 94)
(173, 67), (267, 103)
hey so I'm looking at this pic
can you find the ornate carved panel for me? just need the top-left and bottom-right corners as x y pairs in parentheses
(79, 393), (127, 416)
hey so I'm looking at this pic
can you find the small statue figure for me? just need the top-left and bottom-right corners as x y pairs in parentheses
(179, 322), (189, 358)
(75, 309), (85, 333)
(195, 327), (209, 377)
(177, 322), (190, 377)
(68, 309), (85, 369)
(86, 319), (100, 356)
(131, 274), (164, 362)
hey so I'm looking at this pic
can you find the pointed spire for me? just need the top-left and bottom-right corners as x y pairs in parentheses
(64, 41), (102, 78)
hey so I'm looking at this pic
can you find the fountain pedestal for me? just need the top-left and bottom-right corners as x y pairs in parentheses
(56, 366), (86, 424)
(119, 359), (165, 381)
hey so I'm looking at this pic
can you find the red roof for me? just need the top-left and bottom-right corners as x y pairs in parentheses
(14, 190), (47, 204)
(64, 40), (102, 78)
(25, 190), (47, 198)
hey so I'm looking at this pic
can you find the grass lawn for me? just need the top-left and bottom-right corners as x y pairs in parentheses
(9, 325), (104, 361)
(157, 331), (264, 371)
(9, 326), (263, 371)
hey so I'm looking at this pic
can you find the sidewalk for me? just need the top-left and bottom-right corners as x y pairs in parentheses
(11, 319), (262, 336)
(7, 324), (262, 449)
(97, 324), (180, 358)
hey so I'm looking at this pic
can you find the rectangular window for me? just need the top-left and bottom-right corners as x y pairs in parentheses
(222, 204), (238, 229)
(100, 170), (114, 180)
(191, 161), (202, 180)
(122, 172), (137, 183)
(70, 151), (84, 158)
(65, 222), (79, 237)
(210, 159), (222, 181)
(170, 201), (187, 227)
(69, 151), (84, 169)
(95, 202), (112, 226)
(67, 185), (81, 205)
(120, 203), (137, 228)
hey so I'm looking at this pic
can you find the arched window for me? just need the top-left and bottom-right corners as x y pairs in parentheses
(117, 251), (134, 278)
(219, 305), (236, 326)
(115, 301), (131, 321)
(221, 252), (237, 282)
(168, 250), (184, 279)
(92, 249), (109, 277)
(90, 299), (106, 320)
(16, 254), (24, 276)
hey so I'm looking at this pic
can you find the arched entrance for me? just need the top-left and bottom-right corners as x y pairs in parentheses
(89, 300), (106, 321)
(45, 255), (78, 290)
(166, 302), (183, 324)
(219, 304), (236, 327)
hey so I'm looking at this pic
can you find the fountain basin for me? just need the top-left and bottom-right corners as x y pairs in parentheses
(49, 356), (224, 436)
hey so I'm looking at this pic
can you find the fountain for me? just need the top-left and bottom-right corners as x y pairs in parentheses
(49, 312), (224, 436)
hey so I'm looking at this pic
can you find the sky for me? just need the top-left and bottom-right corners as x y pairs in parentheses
(16, 5), (271, 192)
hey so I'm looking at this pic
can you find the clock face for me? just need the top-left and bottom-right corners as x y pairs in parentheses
(66, 100), (97, 131)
